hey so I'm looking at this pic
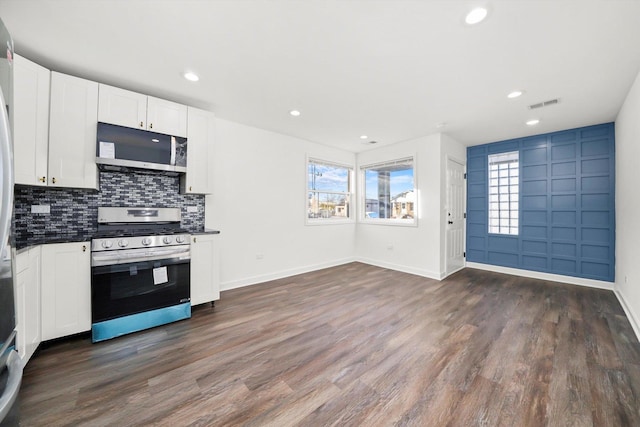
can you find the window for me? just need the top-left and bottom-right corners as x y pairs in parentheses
(488, 151), (519, 235)
(307, 158), (353, 222)
(361, 157), (415, 223)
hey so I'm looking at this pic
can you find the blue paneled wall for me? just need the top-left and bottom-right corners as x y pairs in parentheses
(466, 123), (615, 282)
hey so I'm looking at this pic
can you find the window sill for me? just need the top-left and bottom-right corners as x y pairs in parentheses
(305, 218), (355, 226)
(359, 218), (417, 227)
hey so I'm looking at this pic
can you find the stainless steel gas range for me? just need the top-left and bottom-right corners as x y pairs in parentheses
(90, 207), (191, 342)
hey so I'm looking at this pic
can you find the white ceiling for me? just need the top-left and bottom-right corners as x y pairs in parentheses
(1, 0), (639, 152)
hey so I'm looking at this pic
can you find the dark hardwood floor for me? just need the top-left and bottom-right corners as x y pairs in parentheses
(17, 263), (640, 426)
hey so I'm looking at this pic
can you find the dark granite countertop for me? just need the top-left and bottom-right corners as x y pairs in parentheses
(191, 228), (221, 235)
(15, 231), (95, 251)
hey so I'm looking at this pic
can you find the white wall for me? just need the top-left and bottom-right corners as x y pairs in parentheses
(355, 133), (466, 279)
(615, 69), (640, 336)
(205, 118), (356, 290)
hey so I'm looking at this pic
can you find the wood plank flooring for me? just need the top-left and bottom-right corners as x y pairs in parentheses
(17, 262), (640, 426)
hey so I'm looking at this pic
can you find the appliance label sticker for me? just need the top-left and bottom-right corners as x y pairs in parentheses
(153, 267), (168, 285)
(129, 265), (138, 276)
(99, 141), (116, 159)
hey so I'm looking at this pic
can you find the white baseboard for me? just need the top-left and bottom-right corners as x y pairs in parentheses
(465, 262), (614, 290)
(356, 257), (443, 280)
(614, 288), (640, 342)
(220, 257), (357, 291)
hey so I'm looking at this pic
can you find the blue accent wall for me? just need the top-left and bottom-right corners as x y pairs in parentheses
(466, 123), (615, 282)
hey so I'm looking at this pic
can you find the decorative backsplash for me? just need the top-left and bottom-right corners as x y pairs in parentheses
(13, 170), (205, 246)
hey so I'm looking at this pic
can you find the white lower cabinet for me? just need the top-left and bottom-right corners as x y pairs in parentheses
(190, 234), (220, 306)
(41, 242), (91, 341)
(15, 246), (42, 364)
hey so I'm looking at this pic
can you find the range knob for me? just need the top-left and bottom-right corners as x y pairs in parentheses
(118, 239), (129, 248)
(141, 237), (152, 246)
(176, 235), (186, 244)
(101, 240), (113, 249)
(163, 236), (173, 244)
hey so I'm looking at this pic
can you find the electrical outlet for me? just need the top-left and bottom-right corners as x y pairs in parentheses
(387, 245), (394, 251)
(256, 253), (264, 260)
(186, 206), (198, 213)
(31, 205), (50, 214)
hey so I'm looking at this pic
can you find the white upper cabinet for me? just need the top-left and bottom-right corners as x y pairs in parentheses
(12, 54), (50, 186)
(98, 83), (187, 137)
(97, 84), (146, 130)
(181, 107), (214, 194)
(147, 96), (188, 137)
(48, 72), (99, 189)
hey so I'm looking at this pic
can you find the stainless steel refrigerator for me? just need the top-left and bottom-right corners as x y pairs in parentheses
(0, 16), (22, 426)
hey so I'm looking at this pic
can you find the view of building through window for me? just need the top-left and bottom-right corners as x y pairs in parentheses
(488, 151), (519, 235)
(362, 157), (415, 221)
(307, 159), (352, 220)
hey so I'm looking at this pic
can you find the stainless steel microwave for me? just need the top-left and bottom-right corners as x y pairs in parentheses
(96, 122), (187, 173)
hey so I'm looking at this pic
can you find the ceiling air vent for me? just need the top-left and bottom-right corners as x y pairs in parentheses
(528, 98), (560, 110)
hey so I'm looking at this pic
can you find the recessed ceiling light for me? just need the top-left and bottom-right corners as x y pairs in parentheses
(183, 72), (199, 82)
(360, 135), (368, 139)
(465, 7), (488, 25)
(507, 90), (524, 99)
(526, 119), (540, 126)
(289, 110), (301, 117)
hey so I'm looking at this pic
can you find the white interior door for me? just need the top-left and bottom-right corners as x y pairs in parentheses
(445, 158), (465, 276)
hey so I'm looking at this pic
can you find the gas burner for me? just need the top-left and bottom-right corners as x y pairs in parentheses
(92, 228), (192, 239)
(92, 207), (191, 252)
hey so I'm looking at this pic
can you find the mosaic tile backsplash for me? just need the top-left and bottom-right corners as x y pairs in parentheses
(13, 170), (205, 247)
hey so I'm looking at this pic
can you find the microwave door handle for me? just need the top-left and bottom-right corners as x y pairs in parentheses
(170, 136), (176, 166)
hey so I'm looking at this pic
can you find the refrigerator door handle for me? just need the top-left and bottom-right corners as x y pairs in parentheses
(0, 85), (13, 255)
(0, 350), (23, 422)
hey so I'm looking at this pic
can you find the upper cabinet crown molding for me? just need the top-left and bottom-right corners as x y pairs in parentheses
(98, 83), (187, 137)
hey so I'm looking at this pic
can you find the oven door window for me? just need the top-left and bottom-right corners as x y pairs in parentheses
(91, 257), (190, 323)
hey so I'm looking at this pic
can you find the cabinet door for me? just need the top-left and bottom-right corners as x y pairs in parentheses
(15, 247), (42, 364)
(147, 96), (188, 137)
(98, 83), (147, 130)
(24, 247), (42, 363)
(48, 72), (99, 189)
(190, 234), (220, 306)
(13, 54), (50, 186)
(182, 107), (214, 194)
(15, 250), (29, 361)
(41, 242), (91, 341)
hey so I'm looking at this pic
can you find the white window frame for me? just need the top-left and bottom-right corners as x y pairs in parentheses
(306, 156), (354, 225)
(359, 156), (417, 227)
(488, 151), (519, 235)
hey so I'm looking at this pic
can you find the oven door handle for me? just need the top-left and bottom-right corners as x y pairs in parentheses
(91, 248), (190, 267)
